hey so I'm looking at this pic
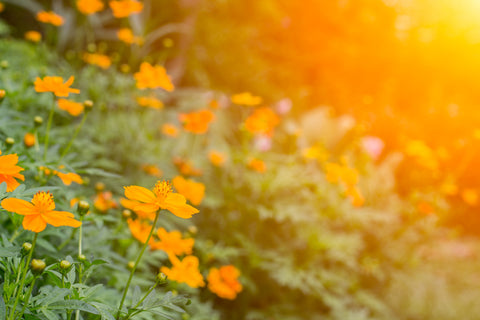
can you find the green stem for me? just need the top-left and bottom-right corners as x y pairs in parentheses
(8, 233), (37, 320)
(59, 111), (88, 161)
(10, 257), (24, 302)
(75, 216), (84, 320)
(116, 210), (160, 320)
(43, 95), (56, 162)
(57, 228), (78, 251)
(9, 228), (22, 243)
(124, 283), (158, 320)
(15, 276), (37, 320)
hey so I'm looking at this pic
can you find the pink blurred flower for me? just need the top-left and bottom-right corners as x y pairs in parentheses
(274, 98), (292, 115)
(361, 136), (384, 160)
(254, 135), (272, 152)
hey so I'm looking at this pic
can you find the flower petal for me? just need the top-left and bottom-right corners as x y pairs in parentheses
(42, 210), (82, 228)
(162, 193), (199, 219)
(22, 214), (47, 232)
(124, 186), (156, 203)
(1, 198), (37, 215)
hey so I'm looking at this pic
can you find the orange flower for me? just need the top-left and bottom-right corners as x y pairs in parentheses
(124, 180), (199, 219)
(160, 255), (205, 288)
(346, 186), (365, 207)
(244, 107), (280, 137)
(136, 96), (164, 109)
(161, 123), (179, 137)
(83, 53), (111, 69)
(179, 109), (215, 134)
(117, 28), (142, 44)
(25, 31), (41, 43)
(207, 265), (242, 300)
(417, 201), (434, 215)
(0, 150), (25, 192)
(1, 192), (81, 233)
(36, 11), (64, 26)
(24, 133), (36, 148)
(34, 76), (80, 97)
(127, 218), (154, 244)
(231, 92), (262, 106)
(109, 0), (143, 18)
(77, 0), (104, 15)
(208, 150), (226, 167)
(247, 158), (266, 173)
(120, 198), (156, 220)
(57, 99), (84, 116)
(94, 191), (118, 212)
(150, 228), (194, 256)
(0, 3), (4, 13)
(134, 62), (174, 91)
(172, 176), (205, 206)
(462, 189), (478, 206)
(141, 164), (162, 177)
(55, 172), (83, 186)
(173, 157), (202, 176)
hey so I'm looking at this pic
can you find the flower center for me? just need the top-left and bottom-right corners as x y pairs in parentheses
(32, 191), (55, 214)
(153, 180), (172, 202)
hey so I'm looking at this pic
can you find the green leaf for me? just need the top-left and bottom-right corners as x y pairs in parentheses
(0, 246), (20, 257)
(89, 302), (116, 320)
(0, 295), (6, 320)
(47, 300), (100, 315)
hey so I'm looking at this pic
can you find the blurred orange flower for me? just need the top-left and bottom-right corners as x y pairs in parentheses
(179, 109), (215, 134)
(1, 191), (81, 233)
(137, 96), (164, 109)
(172, 176), (205, 206)
(117, 28), (143, 45)
(207, 265), (243, 300)
(173, 157), (203, 176)
(24, 133), (35, 148)
(83, 53), (111, 69)
(94, 191), (118, 212)
(124, 180), (199, 219)
(141, 164), (163, 177)
(161, 123), (179, 137)
(244, 107), (280, 137)
(462, 189), (478, 206)
(57, 99), (84, 116)
(77, 0), (104, 15)
(208, 150), (226, 167)
(0, 3), (4, 13)
(346, 186), (365, 207)
(247, 158), (266, 173)
(36, 11), (64, 26)
(160, 255), (205, 288)
(34, 76), (80, 97)
(109, 0), (143, 18)
(134, 62), (174, 91)
(127, 218), (154, 244)
(150, 228), (194, 256)
(405, 140), (438, 171)
(231, 92), (262, 106)
(55, 172), (83, 186)
(24, 31), (41, 43)
(0, 150), (25, 192)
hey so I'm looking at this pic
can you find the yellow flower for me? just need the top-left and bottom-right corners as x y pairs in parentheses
(83, 53), (111, 69)
(150, 228), (194, 256)
(172, 176), (205, 206)
(231, 92), (262, 106)
(160, 255), (205, 288)
(109, 0), (143, 18)
(124, 180), (199, 218)
(23, 133), (36, 148)
(24, 31), (42, 43)
(77, 0), (104, 15)
(208, 150), (226, 167)
(34, 76), (80, 97)
(161, 123), (179, 137)
(136, 96), (164, 109)
(57, 99), (84, 116)
(1, 192), (81, 233)
(134, 62), (174, 91)
(207, 265), (242, 300)
(0, 150), (25, 192)
(36, 11), (64, 26)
